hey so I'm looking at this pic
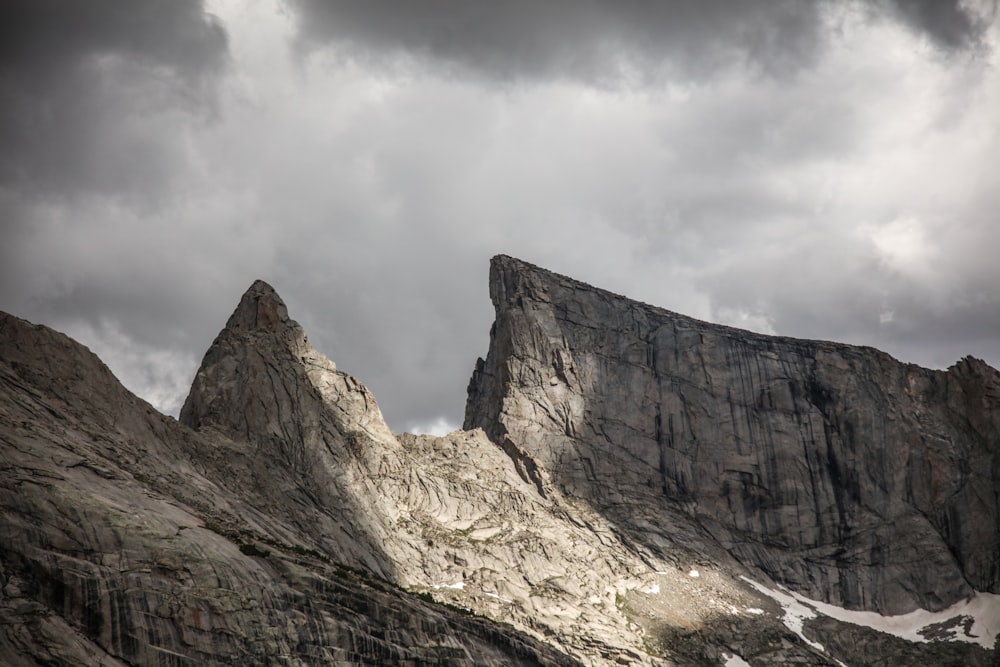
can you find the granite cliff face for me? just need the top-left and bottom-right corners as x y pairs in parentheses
(1, 259), (998, 666)
(466, 255), (1000, 616)
(0, 297), (578, 666)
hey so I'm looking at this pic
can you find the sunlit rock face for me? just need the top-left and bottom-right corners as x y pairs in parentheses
(0, 302), (578, 666)
(179, 278), (407, 578)
(466, 255), (1000, 616)
(1, 260), (997, 667)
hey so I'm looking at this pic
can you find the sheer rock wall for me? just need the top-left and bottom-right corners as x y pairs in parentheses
(466, 255), (1000, 615)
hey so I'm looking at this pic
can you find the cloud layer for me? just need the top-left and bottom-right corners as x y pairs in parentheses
(2, 0), (998, 433)
(290, 0), (988, 82)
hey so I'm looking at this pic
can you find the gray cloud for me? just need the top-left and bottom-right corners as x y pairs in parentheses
(289, 0), (829, 83)
(1, 0), (997, 434)
(885, 0), (992, 50)
(289, 0), (989, 86)
(0, 1), (230, 417)
(0, 0), (228, 199)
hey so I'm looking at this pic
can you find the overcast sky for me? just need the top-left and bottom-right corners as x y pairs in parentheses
(2, 0), (999, 435)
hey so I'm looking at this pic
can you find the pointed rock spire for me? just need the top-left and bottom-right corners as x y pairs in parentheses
(180, 279), (311, 436)
(225, 279), (290, 333)
(180, 279), (396, 462)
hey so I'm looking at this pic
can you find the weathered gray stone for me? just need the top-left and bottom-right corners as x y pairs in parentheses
(466, 254), (1000, 616)
(0, 308), (581, 667)
(2, 263), (995, 667)
(174, 280), (687, 664)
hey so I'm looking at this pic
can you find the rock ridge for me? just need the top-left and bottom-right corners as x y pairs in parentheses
(465, 254), (1000, 616)
(3, 269), (998, 666)
(0, 304), (584, 666)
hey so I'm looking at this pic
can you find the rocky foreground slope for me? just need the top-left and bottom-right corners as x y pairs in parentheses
(1, 256), (998, 666)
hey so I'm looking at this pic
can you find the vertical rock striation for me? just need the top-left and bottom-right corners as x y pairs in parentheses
(466, 254), (1000, 615)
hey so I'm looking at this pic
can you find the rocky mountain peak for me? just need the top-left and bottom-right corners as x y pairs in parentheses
(180, 280), (400, 452)
(3, 260), (999, 666)
(224, 278), (291, 333)
(181, 280), (308, 436)
(467, 254), (1000, 616)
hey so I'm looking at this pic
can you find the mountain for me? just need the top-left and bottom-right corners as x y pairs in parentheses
(1, 256), (998, 666)
(467, 255), (1000, 615)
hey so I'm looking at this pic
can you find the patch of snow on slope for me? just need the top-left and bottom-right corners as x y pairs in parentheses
(741, 577), (825, 652)
(721, 652), (751, 666)
(741, 576), (1000, 649)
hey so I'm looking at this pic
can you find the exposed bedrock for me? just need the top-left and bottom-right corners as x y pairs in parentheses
(3, 262), (997, 666)
(0, 299), (580, 666)
(465, 255), (1000, 615)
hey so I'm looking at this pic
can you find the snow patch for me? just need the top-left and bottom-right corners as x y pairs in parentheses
(741, 578), (825, 652)
(742, 576), (1000, 649)
(688, 569), (700, 578)
(746, 608), (764, 615)
(643, 583), (660, 594)
(433, 581), (465, 590)
(722, 652), (751, 667)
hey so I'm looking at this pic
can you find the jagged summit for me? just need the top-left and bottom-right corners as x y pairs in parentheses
(182, 279), (321, 457)
(179, 279), (405, 456)
(180, 278), (315, 434)
(177, 277), (405, 577)
(224, 278), (291, 333)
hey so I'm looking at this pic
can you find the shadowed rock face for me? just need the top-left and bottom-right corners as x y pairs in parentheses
(466, 255), (1000, 615)
(179, 279), (405, 578)
(2, 264), (998, 666)
(0, 296), (582, 667)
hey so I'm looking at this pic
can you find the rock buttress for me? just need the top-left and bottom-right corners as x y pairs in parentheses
(465, 254), (1000, 615)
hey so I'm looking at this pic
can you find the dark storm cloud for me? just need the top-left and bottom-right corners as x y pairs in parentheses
(0, 0), (227, 78)
(0, 1), (230, 416)
(885, 0), (992, 50)
(288, 0), (988, 84)
(1, 0), (997, 433)
(0, 0), (228, 198)
(289, 0), (828, 82)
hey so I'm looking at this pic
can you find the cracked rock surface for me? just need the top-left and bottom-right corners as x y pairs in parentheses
(466, 255), (1000, 616)
(0, 302), (580, 666)
(2, 260), (997, 666)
